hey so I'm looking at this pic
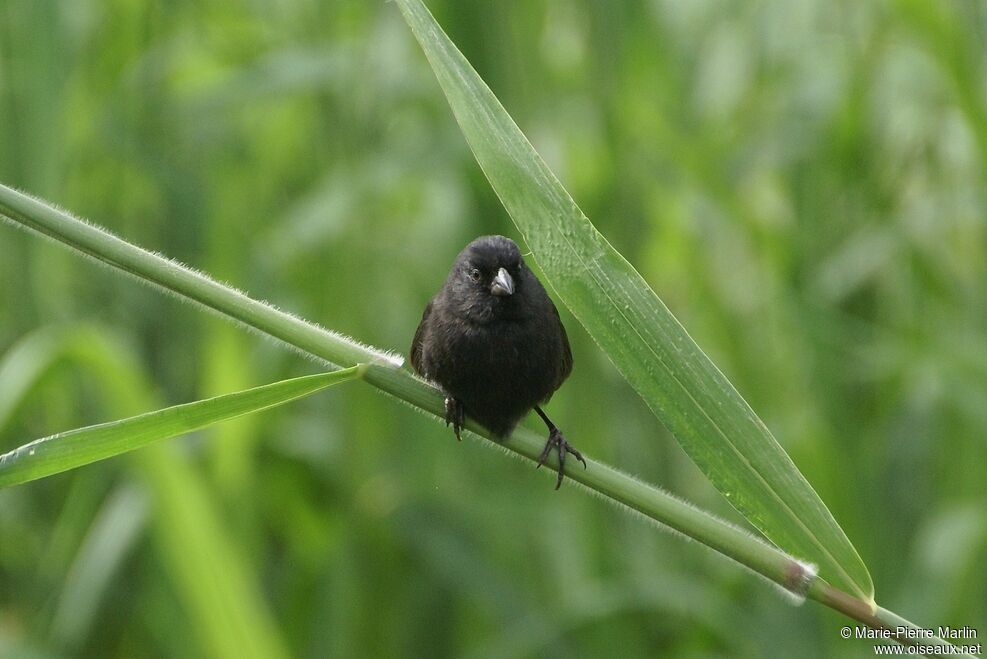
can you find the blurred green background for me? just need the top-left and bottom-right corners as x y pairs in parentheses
(1, 1), (985, 657)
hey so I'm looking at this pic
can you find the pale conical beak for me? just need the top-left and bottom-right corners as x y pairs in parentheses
(490, 267), (514, 297)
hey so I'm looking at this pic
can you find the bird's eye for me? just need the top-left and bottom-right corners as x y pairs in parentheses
(468, 267), (482, 283)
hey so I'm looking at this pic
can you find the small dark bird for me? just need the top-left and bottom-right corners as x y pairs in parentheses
(410, 235), (585, 488)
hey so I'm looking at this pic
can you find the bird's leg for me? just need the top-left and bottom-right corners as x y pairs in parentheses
(533, 406), (586, 489)
(444, 396), (465, 441)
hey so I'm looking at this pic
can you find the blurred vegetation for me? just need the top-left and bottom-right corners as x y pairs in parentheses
(1, 1), (984, 658)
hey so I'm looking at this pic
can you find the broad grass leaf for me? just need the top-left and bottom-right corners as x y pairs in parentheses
(397, 0), (873, 602)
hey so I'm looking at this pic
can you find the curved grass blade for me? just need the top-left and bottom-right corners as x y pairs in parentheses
(396, 0), (874, 603)
(0, 367), (359, 488)
(0, 324), (292, 659)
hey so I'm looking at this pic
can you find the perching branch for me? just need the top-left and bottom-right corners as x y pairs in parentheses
(0, 182), (970, 657)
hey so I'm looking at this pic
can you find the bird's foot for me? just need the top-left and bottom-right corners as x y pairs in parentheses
(444, 397), (465, 441)
(536, 427), (586, 490)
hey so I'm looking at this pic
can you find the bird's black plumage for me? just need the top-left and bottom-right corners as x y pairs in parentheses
(410, 235), (584, 488)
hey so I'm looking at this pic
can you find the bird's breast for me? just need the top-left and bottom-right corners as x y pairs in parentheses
(431, 318), (560, 410)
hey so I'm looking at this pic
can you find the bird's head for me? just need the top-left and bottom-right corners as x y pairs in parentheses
(447, 235), (529, 322)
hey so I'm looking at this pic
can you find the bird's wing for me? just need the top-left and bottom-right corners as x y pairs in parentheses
(553, 302), (573, 388)
(409, 299), (434, 376)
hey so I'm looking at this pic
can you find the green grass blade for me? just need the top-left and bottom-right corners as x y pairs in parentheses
(0, 325), (292, 659)
(396, 0), (874, 603)
(0, 367), (359, 488)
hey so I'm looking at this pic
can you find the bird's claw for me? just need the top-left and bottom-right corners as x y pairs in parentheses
(444, 397), (465, 441)
(536, 427), (586, 489)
